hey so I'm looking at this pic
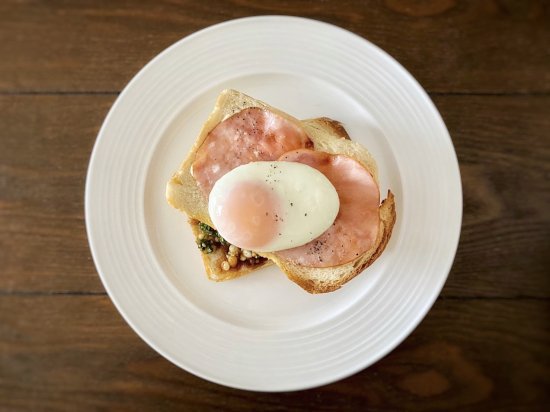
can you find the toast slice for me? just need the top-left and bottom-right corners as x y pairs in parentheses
(166, 90), (302, 281)
(261, 119), (396, 293)
(166, 89), (305, 229)
(166, 90), (396, 292)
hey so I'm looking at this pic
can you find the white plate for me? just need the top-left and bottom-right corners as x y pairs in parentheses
(86, 16), (462, 391)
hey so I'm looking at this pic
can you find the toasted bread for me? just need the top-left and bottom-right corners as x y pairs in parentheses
(166, 89), (305, 228)
(166, 90), (396, 292)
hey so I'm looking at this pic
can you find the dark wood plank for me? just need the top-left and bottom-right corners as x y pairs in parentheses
(433, 95), (550, 298)
(0, 95), (112, 293)
(0, 0), (548, 93)
(0, 296), (548, 411)
(1, 94), (549, 296)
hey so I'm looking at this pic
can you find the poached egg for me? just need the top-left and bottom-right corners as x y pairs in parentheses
(208, 161), (340, 252)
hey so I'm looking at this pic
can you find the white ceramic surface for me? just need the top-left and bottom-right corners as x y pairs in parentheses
(85, 16), (462, 391)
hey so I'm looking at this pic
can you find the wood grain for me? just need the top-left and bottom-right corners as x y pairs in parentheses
(433, 95), (550, 298)
(0, 95), (112, 292)
(1, 94), (548, 296)
(0, 296), (548, 411)
(0, 0), (548, 94)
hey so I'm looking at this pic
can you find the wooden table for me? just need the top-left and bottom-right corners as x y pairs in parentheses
(1, 1), (548, 410)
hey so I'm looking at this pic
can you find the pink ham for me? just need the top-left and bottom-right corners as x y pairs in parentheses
(192, 108), (312, 196)
(275, 149), (380, 268)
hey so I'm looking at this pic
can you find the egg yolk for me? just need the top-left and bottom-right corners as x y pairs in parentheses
(213, 181), (282, 250)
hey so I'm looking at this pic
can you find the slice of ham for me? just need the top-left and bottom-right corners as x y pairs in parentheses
(275, 149), (380, 268)
(192, 107), (312, 196)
